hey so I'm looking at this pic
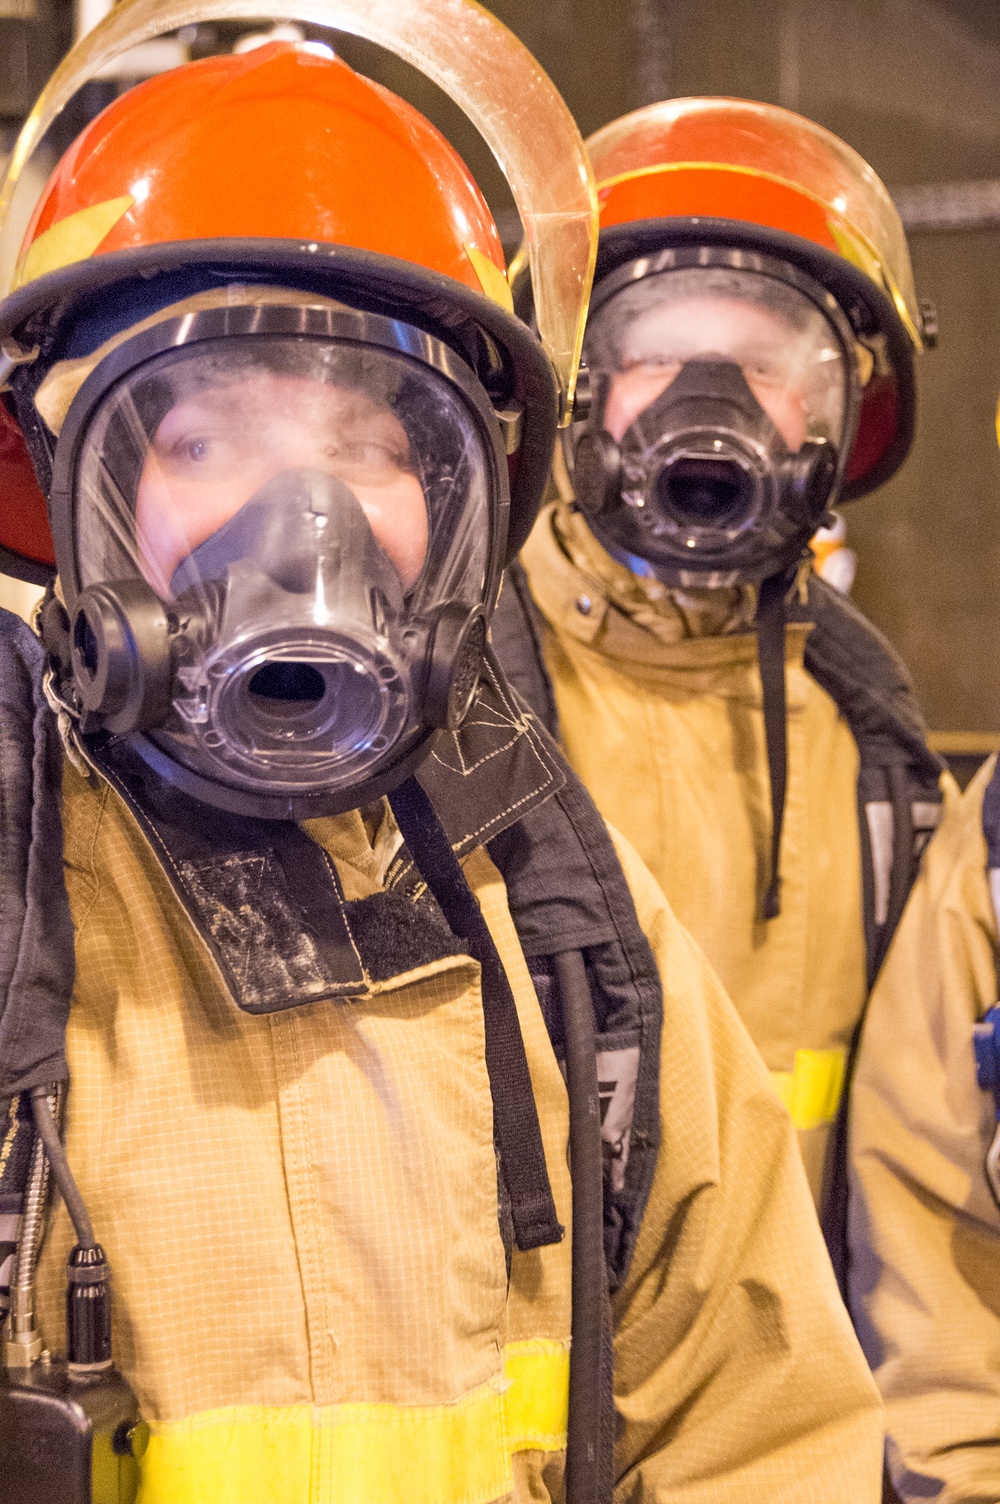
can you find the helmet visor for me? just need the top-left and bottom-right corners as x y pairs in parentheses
(584, 265), (849, 452)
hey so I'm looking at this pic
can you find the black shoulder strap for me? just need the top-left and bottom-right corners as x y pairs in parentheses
(483, 718), (663, 1293)
(797, 573), (941, 780)
(415, 649), (664, 1293)
(793, 572), (945, 984)
(0, 609), (75, 1102)
(792, 576), (945, 1294)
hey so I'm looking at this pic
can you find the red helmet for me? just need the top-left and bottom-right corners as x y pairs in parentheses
(584, 98), (926, 500)
(0, 42), (557, 580)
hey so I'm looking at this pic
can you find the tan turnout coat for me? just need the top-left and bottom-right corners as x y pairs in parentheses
(519, 501), (870, 1202)
(849, 757), (1000, 1502)
(27, 754), (885, 1503)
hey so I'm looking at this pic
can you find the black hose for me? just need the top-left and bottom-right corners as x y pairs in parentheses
(556, 949), (609, 1504)
(755, 571), (791, 920)
(884, 761), (915, 961)
(30, 1087), (96, 1251)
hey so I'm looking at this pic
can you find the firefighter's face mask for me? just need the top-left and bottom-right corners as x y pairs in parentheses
(50, 304), (507, 818)
(571, 260), (860, 585)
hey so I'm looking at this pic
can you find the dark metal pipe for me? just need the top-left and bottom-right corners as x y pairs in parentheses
(4, 1099), (52, 1368)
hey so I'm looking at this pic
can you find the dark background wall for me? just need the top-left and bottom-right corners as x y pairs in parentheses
(2, 0), (999, 739)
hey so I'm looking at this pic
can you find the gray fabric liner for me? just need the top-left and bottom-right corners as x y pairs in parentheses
(0, 610), (74, 1100)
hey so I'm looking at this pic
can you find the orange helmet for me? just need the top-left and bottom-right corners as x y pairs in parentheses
(584, 97), (926, 500)
(0, 43), (557, 580)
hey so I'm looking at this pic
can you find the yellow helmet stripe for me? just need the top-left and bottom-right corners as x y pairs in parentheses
(464, 243), (515, 314)
(14, 193), (134, 291)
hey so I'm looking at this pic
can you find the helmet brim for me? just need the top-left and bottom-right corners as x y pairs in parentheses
(1, 237), (559, 565)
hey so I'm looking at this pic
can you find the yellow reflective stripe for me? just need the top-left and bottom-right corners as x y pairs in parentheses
(771, 1047), (847, 1131)
(504, 1338), (570, 1453)
(14, 195), (135, 290)
(138, 1388), (511, 1504)
(136, 1342), (571, 1503)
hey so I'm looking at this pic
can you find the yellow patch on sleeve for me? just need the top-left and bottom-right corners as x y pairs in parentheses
(771, 1047), (847, 1132)
(504, 1338), (570, 1453)
(14, 194), (136, 290)
(464, 244), (514, 314)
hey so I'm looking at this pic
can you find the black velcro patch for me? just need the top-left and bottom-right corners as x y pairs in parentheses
(344, 890), (465, 983)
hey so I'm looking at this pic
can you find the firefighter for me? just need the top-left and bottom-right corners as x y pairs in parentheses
(493, 98), (948, 1245)
(0, 16), (883, 1500)
(847, 755), (1000, 1502)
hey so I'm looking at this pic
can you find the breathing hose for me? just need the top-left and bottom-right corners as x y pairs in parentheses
(29, 1089), (95, 1251)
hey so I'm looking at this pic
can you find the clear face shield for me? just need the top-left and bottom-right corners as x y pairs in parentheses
(53, 303), (506, 816)
(570, 258), (860, 585)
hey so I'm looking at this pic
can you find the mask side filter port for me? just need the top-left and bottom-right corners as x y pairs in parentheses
(70, 580), (174, 735)
(423, 604), (487, 731)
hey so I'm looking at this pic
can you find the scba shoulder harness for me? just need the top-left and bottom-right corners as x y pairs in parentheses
(492, 559), (945, 1291)
(0, 607), (663, 1504)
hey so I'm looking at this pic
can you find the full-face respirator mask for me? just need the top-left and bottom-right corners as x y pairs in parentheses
(45, 301), (508, 819)
(564, 249), (866, 920)
(569, 250), (862, 587)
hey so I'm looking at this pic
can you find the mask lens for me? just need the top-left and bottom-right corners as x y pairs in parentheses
(585, 265), (849, 452)
(76, 335), (492, 609)
(71, 327), (496, 798)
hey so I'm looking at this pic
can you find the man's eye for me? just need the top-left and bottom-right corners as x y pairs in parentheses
(621, 357), (680, 376)
(329, 441), (410, 472)
(746, 364), (786, 386)
(160, 434), (214, 464)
